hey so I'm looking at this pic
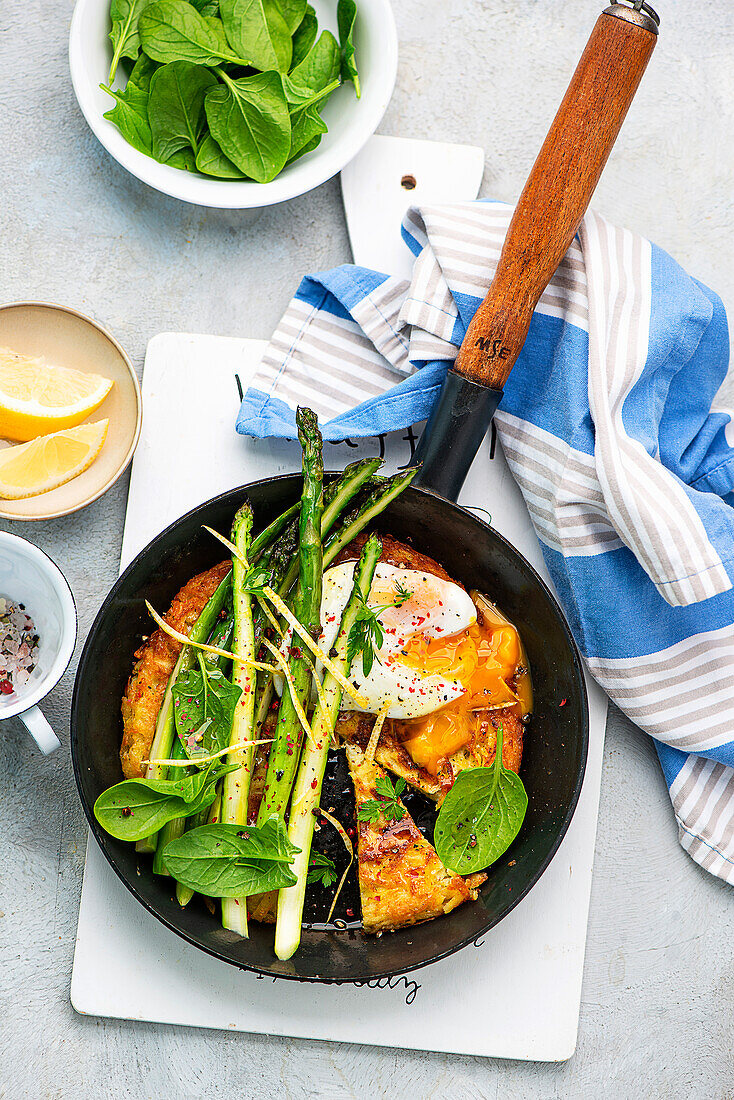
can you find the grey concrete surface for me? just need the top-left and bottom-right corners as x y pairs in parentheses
(1, 1), (733, 1097)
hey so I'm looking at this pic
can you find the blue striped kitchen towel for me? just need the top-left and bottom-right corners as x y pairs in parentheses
(238, 201), (734, 885)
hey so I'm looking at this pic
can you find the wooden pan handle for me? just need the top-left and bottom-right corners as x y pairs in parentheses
(454, 3), (658, 389)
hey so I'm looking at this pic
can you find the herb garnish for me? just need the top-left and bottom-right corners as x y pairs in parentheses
(346, 589), (384, 677)
(358, 775), (407, 824)
(392, 579), (413, 606)
(306, 850), (338, 887)
(346, 579), (413, 677)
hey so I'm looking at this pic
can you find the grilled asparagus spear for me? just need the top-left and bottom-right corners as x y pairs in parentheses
(322, 468), (417, 568)
(251, 458), (384, 749)
(220, 502), (257, 937)
(257, 408), (325, 822)
(274, 534), (382, 961)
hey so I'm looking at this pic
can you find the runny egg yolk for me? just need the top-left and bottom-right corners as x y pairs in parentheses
(395, 619), (529, 776)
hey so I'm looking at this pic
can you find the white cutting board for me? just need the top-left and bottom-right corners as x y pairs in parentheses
(71, 136), (608, 1062)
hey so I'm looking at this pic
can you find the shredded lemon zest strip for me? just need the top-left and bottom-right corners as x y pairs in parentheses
(144, 738), (274, 768)
(145, 602), (273, 672)
(365, 699), (392, 763)
(262, 585), (372, 710)
(146, 602), (239, 661)
(293, 641), (329, 718)
(261, 638), (315, 747)
(470, 701), (516, 714)
(203, 525), (248, 566)
(256, 594), (283, 638)
(319, 807), (355, 923)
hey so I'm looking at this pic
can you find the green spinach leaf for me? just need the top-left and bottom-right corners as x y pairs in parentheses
(166, 146), (197, 169)
(286, 76), (337, 162)
(204, 70), (290, 182)
(139, 0), (248, 65)
(230, 815), (298, 862)
(336, 0), (359, 98)
(93, 763), (237, 841)
(101, 75), (153, 155)
(219, 0), (291, 73)
(195, 132), (247, 176)
(189, 0), (220, 14)
(147, 60), (217, 160)
(272, 0), (306, 35)
(288, 100), (327, 162)
(127, 51), (160, 92)
(434, 724), (528, 874)
(108, 0), (150, 82)
(284, 30), (339, 102)
(203, 14), (231, 52)
(162, 816), (300, 896)
(290, 3), (317, 69)
(286, 131), (321, 164)
(173, 661), (242, 758)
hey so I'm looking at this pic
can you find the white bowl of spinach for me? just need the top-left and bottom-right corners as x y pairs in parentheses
(69, 0), (397, 208)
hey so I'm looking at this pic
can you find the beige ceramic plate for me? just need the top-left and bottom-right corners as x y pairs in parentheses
(0, 303), (141, 521)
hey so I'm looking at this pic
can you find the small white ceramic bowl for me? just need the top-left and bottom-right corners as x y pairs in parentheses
(0, 533), (77, 753)
(69, 0), (398, 209)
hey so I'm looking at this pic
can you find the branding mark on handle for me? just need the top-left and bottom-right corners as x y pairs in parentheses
(474, 337), (510, 360)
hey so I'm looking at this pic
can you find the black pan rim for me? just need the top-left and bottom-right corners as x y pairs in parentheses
(71, 473), (590, 984)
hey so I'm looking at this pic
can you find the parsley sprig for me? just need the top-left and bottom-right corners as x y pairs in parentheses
(346, 590), (384, 676)
(306, 851), (338, 887)
(346, 579), (413, 677)
(357, 775), (408, 824)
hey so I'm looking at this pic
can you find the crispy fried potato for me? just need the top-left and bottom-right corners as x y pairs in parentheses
(119, 561), (231, 779)
(346, 744), (485, 934)
(456, 709), (523, 773)
(332, 531), (454, 580)
(337, 711), (442, 797)
(247, 893), (277, 923)
(337, 708), (523, 803)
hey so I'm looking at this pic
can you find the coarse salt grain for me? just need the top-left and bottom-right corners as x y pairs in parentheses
(0, 597), (39, 696)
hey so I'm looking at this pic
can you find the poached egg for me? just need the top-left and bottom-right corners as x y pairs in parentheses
(314, 561), (477, 720)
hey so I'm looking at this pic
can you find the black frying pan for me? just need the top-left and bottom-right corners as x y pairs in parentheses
(72, 475), (588, 981)
(71, 3), (659, 981)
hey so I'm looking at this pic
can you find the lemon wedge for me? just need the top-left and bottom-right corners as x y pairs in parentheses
(0, 347), (113, 441)
(0, 420), (109, 499)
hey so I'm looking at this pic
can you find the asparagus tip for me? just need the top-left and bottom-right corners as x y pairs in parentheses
(231, 499), (254, 541)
